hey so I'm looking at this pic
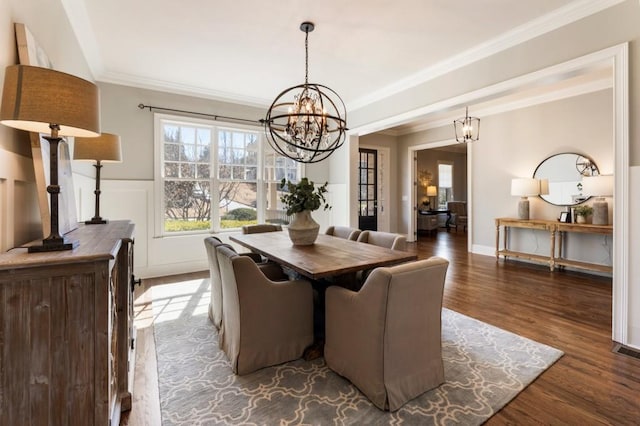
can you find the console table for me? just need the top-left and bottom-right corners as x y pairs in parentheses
(495, 217), (612, 273)
(0, 221), (136, 425)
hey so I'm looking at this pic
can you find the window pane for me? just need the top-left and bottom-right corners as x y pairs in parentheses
(181, 144), (196, 162)
(197, 145), (210, 162)
(163, 180), (210, 232)
(164, 143), (179, 161)
(219, 182), (257, 229)
(197, 164), (210, 179)
(232, 165), (245, 179)
(165, 162), (179, 178)
(219, 165), (231, 179)
(163, 125), (179, 142)
(181, 127), (195, 144)
(439, 164), (453, 188)
(180, 163), (196, 179)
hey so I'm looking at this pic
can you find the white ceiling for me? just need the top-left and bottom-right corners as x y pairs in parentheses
(62, 0), (617, 131)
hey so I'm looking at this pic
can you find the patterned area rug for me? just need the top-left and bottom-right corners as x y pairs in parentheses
(152, 279), (563, 425)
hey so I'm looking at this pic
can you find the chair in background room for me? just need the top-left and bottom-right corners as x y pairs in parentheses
(357, 230), (406, 251)
(325, 225), (361, 241)
(241, 223), (282, 234)
(204, 237), (285, 329)
(324, 257), (449, 411)
(447, 201), (467, 232)
(216, 245), (314, 375)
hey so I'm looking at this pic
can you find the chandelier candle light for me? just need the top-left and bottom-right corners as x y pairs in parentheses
(74, 133), (122, 224)
(0, 65), (100, 252)
(453, 107), (480, 143)
(263, 22), (347, 163)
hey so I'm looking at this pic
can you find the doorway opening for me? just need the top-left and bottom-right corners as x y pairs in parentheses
(415, 144), (469, 242)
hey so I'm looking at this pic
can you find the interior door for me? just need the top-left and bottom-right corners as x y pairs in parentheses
(358, 148), (377, 231)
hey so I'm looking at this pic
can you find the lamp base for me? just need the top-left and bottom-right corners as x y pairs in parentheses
(85, 218), (108, 225)
(592, 199), (609, 225)
(28, 236), (79, 253)
(517, 198), (530, 220)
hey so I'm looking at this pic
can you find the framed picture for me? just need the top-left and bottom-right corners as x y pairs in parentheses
(559, 211), (570, 223)
(15, 23), (53, 68)
(15, 23), (79, 237)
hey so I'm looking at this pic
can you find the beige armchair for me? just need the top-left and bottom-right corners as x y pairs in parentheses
(204, 237), (284, 329)
(447, 201), (467, 232)
(357, 230), (406, 251)
(216, 245), (314, 375)
(325, 225), (361, 241)
(324, 257), (449, 411)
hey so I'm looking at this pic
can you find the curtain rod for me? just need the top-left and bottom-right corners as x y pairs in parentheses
(137, 103), (264, 125)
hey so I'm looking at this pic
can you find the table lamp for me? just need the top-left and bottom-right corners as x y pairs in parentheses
(74, 133), (122, 224)
(426, 185), (438, 210)
(582, 175), (613, 225)
(511, 178), (539, 220)
(0, 65), (100, 252)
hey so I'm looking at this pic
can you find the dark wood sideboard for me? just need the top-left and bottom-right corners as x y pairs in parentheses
(0, 220), (136, 425)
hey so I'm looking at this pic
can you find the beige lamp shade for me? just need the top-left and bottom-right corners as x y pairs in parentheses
(582, 175), (613, 197)
(539, 178), (549, 196)
(426, 185), (438, 197)
(0, 65), (100, 137)
(74, 133), (122, 162)
(511, 178), (539, 197)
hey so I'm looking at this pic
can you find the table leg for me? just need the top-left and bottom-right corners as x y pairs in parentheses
(550, 227), (556, 271)
(495, 223), (500, 261)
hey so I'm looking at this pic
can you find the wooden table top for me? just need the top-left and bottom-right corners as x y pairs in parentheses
(230, 231), (417, 280)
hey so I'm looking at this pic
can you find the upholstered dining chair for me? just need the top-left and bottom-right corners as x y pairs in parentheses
(216, 245), (314, 375)
(357, 230), (406, 251)
(324, 257), (449, 411)
(241, 223), (282, 234)
(325, 225), (361, 241)
(204, 237), (285, 330)
(447, 201), (467, 232)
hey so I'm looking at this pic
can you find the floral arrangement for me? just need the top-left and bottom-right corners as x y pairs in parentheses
(279, 177), (330, 216)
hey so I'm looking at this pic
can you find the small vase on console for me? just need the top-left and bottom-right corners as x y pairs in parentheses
(287, 210), (320, 245)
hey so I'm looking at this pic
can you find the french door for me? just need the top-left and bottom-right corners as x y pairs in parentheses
(358, 148), (377, 231)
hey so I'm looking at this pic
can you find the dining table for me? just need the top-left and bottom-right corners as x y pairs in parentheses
(229, 231), (417, 281)
(230, 230), (418, 360)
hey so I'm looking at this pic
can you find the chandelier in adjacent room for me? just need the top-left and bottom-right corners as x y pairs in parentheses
(453, 106), (480, 143)
(262, 22), (347, 163)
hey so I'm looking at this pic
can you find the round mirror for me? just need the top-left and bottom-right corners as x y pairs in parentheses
(533, 153), (599, 206)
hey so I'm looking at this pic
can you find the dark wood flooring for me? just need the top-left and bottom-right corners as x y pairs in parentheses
(123, 230), (640, 425)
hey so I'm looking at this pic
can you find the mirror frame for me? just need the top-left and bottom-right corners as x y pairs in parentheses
(533, 152), (599, 206)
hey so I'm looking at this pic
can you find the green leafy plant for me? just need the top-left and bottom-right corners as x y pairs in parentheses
(575, 205), (593, 216)
(279, 177), (331, 216)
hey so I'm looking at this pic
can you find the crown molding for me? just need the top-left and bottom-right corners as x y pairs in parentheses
(395, 76), (613, 135)
(97, 71), (271, 108)
(347, 0), (625, 111)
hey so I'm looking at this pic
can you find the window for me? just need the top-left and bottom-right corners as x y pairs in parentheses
(155, 114), (300, 235)
(437, 162), (453, 208)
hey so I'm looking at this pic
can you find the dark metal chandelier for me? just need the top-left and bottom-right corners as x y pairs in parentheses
(453, 106), (480, 143)
(262, 22), (347, 163)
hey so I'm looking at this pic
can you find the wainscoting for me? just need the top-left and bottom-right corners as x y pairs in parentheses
(72, 177), (342, 279)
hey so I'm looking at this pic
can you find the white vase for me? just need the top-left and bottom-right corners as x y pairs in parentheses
(576, 214), (586, 224)
(287, 210), (320, 245)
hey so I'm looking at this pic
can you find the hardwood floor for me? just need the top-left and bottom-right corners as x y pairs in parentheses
(122, 230), (640, 425)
